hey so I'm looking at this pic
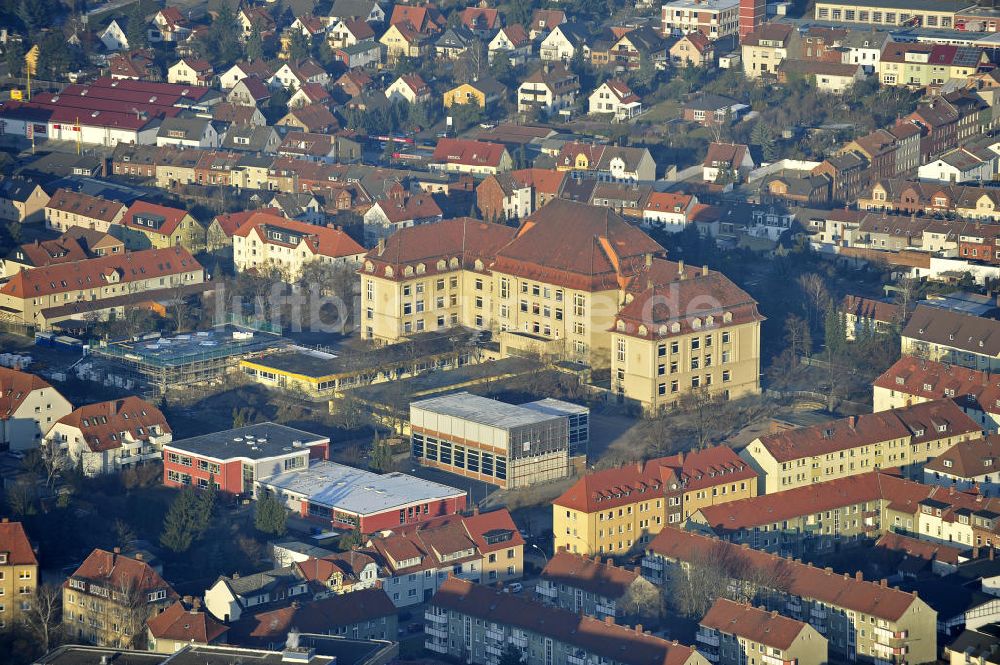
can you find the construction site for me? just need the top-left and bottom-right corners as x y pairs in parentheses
(79, 326), (286, 396)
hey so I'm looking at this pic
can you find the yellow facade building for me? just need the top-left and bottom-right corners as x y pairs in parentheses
(0, 520), (38, 630)
(740, 398), (983, 495)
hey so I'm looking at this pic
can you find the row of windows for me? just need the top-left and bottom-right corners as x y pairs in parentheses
(412, 433), (508, 480)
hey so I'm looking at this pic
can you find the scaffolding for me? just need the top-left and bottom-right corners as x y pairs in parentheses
(89, 326), (285, 395)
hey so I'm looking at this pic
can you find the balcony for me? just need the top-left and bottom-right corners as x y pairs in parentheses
(486, 628), (504, 642)
(425, 640), (447, 654)
(568, 654), (586, 665)
(873, 641), (907, 658)
(642, 556), (663, 570)
(810, 606), (827, 620)
(509, 634), (527, 649)
(762, 655), (796, 665)
(595, 602), (616, 617)
(425, 625), (447, 639)
(874, 627), (907, 642)
(786, 600), (803, 614)
(703, 652), (719, 663)
(425, 611), (448, 624)
(696, 631), (720, 647)
(535, 583), (557, 598)
(486, 644), (503, 657)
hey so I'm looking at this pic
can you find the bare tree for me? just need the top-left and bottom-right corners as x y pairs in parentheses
(21, 583), (63, 654)
(40, 442), (71, 488)
(112, 578), (154, 649)
(797, 273), (831, 333)
(620, 577), (664, 623)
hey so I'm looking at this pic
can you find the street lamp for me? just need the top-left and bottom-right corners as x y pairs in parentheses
(528, 543), (548, 565)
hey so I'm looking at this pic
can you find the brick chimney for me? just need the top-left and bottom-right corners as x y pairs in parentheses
(135, 552), (144, 562)
(113, 547), (121, 554)
(635, 624), (643, 633)
(855, 571), (863, 581)
(604, 615), (614, 625)
(880, 579), (887, 587)
(848, 416), (856, 429)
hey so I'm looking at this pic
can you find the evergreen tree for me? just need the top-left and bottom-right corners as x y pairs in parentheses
(254, 491), (288, 536)
(245, 22), (264, 62)
(5, 39), (24, 78)
(17, 0), (47, 31)
(750, 122), (777, 162)
(369, 431), (392, 472)
(287, 29), (310, 61)
(823, 306), (845, 354)
(160, 487), (201, 553)
(498, 644), (525, 665)
(125, 1), (149, 49)
(208, 1), (241, 66)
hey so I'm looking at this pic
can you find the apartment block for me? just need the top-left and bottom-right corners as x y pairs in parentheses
(553, 446), (756, 556)
(366, 509), (524, 607)
(814, 0), (971, 29)
(660, 0), (740, 39)
(902, 306), (1000, 371)
(536, 549), (661, 621)
(740, 398), (982, 493)
(643, 527), (937, 664)
(698, 598), (828, 665)
(426, 576), (709, 665)
(0, 520), (38, 630)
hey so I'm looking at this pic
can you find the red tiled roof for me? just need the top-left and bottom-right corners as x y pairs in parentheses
(46, 188), (126, 223)
(0, 367), (55, 420)
(432, 138), (509, 168)
(296, 82), (332, 104)
(839, 295), (902, 325)
(122, 200), (192, 237)
(461, 7), (499, 31)
(281, 102), (338, 132)
(704, 142), (749, 168)
(874, 531), (965, 565)
(754, 398), (981, 463)
(555, 445), (754, 513)
(541, 550), (640, 599)
(432, 577), (701, 665)
(234, 212), (364, 259)
(211, 208), (279, 237)
(925, 433), (1000, 479)
(700, 598), (810, 650)
(55, 396), (170, 453)
(511, 168), (566, 195)
(389, 4), (444, 32)
(339, 18), (375, 39)
(371, 194), (442, 224)
(499, 24), (530, 47)
(146, 600), (228, 643)
(0, 246), (202, 300)
(68, 548), (177, 598)
(0, 520), (37, 566)
(647, 527), (922, 621)
(11, 237), (89, 268)
(644, 192), (693, 213)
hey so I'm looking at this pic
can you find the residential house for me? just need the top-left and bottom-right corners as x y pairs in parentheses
(0, 520), (38, 629)
(366, 509), (524, 607)
(776, 59), (865, 94)
(536, 549), (662, 621)
(919, 144), (998, 184)
(45, 397), (171, 476)
(328, 0), (384, 24)
(288, 82), (332, 109)
(389, 4), (445, 34)
(1, 236), (90, 278)
(100, 19), (129, 51)
(740, 398), (983, 493)
(117, 200), (206, 252)
(362, 191), (443, 245)
(641, 192), (697, 232)
(878, 43), (988, 89)
(276, 103), (339, 133)
(204, 567), (309, 623)
(588, 80), (642, 121)
(670, 32), (714, 68)
(146, 600), (228, 653)
(167, 58), (214, 86)
(328, 18), (375, 48)
(477, 174), (532, 221)
(380, 22), (431, 63)
(426, 576), (709, 665)
(385, 74), (431, 104)
(156, 117), (219, 149)
(839, 294), (902, 340)
(511, 168), (566, 211)
(702, 142), (755, 183)
(697, 598), (828, 665)
(227, 76), (272, 107)
(682, 94), (749, 126)
(435, 25), (476, 60)
(594, 26), (666, 73)
(330, 41), (382, 69)
(222, 124), (280, 154)
(812, 151), (869, 203)
(233, 212), (364, 280)
(460, 7), (500, 37)
(529, 9), (566, 39)
(660, 0), (740, 39)
(741, 23), (796, 78)
(443, 78), (507, 109)
(489, 25), (532, 65)
(0, 177), (49, 224)
(108, 50), (160, 81)
(237, 7), (276, 39)
(540, 24), (590, 62)
(269, 59), (330, 91)
(63, 548), (178, 647)
(430, 138), (513, 176)
(925, 435), (1000, 497)
(43, 188), (126, 234)
(294, 551), (380, 596)
(901, 305), (1000, 371)
(150, 7), (191, 43)
(0, 367), (72, 453)
(218, 61), (274, 90)
(518, 64), (580, 116)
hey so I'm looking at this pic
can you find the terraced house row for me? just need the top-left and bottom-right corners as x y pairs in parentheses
(360, 200), (763, 411)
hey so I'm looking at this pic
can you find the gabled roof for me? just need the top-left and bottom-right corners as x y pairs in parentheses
(432, 577), (702, 665)
(7, 237), (89, 269)
(598, 79), (640, 104)
(55, 396), (170, 453)
(122, 200), (192, 237)
(648, 527), (924, 621)
(68, 548), (176, 598)
(704, 142), (750, 168)
(372, 194), (443, 223)
(497, 24), (530, 47)
(389, 3), (444, 33)
(741, 23), (794, 47)
(903, 305), (1000, 357)
(701, 598), (811, 650)
(925, 434), (1000, 479)
(280, 103), (338, 132)
(541, 550), (641, 599)
(875, 531), (966, 566)
(231, 76), (271, 102)
(234, 212), (364, 259)
(46, 188), (126, 223)
(0, 246), (201, 300)
(0, 520), (37, 566)
(511, 168), (566, 195)
(531, 8), (566, 31)
(460, 6), (499, 31)
(211, 208), (280, 237)
(146, 600), (228, 643)
(432, 138), (509, 168)
(839, 294), (902, 325)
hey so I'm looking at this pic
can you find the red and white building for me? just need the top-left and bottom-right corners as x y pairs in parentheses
(161, 423), (330, 494)
(258, 460), (467, 533)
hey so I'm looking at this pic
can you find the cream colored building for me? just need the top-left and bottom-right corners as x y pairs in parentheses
(815, 0), (961, 28)
(233, 211), (365, 281)
(0, 367), (73, 453)
(741, 398), (983, 494)
(741, 23), (796, 78)
(0, 520), (38, 630)
(44, 188), (126, 233)
(610, 265), (763, 412)
(361, 202), (759, 408)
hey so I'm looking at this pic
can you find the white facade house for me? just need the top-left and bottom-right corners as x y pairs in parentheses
(918, 146), (998, 184)
(232, 213), (365, 281)
(204, 568), (309, 623)
(0, 367), (72, 453)
(44, 397), (172, 476)
(100, 20), (130, 51)
(587, 81), (642, 121)
(539, 25), (586, 62)
(156, 118), (220, 149)
(385, 75), (431, 104)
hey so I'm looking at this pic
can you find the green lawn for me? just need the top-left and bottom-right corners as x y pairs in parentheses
(640, 99), (681, 124)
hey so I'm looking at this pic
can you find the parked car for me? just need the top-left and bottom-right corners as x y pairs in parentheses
(504, 582), (523, 594)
